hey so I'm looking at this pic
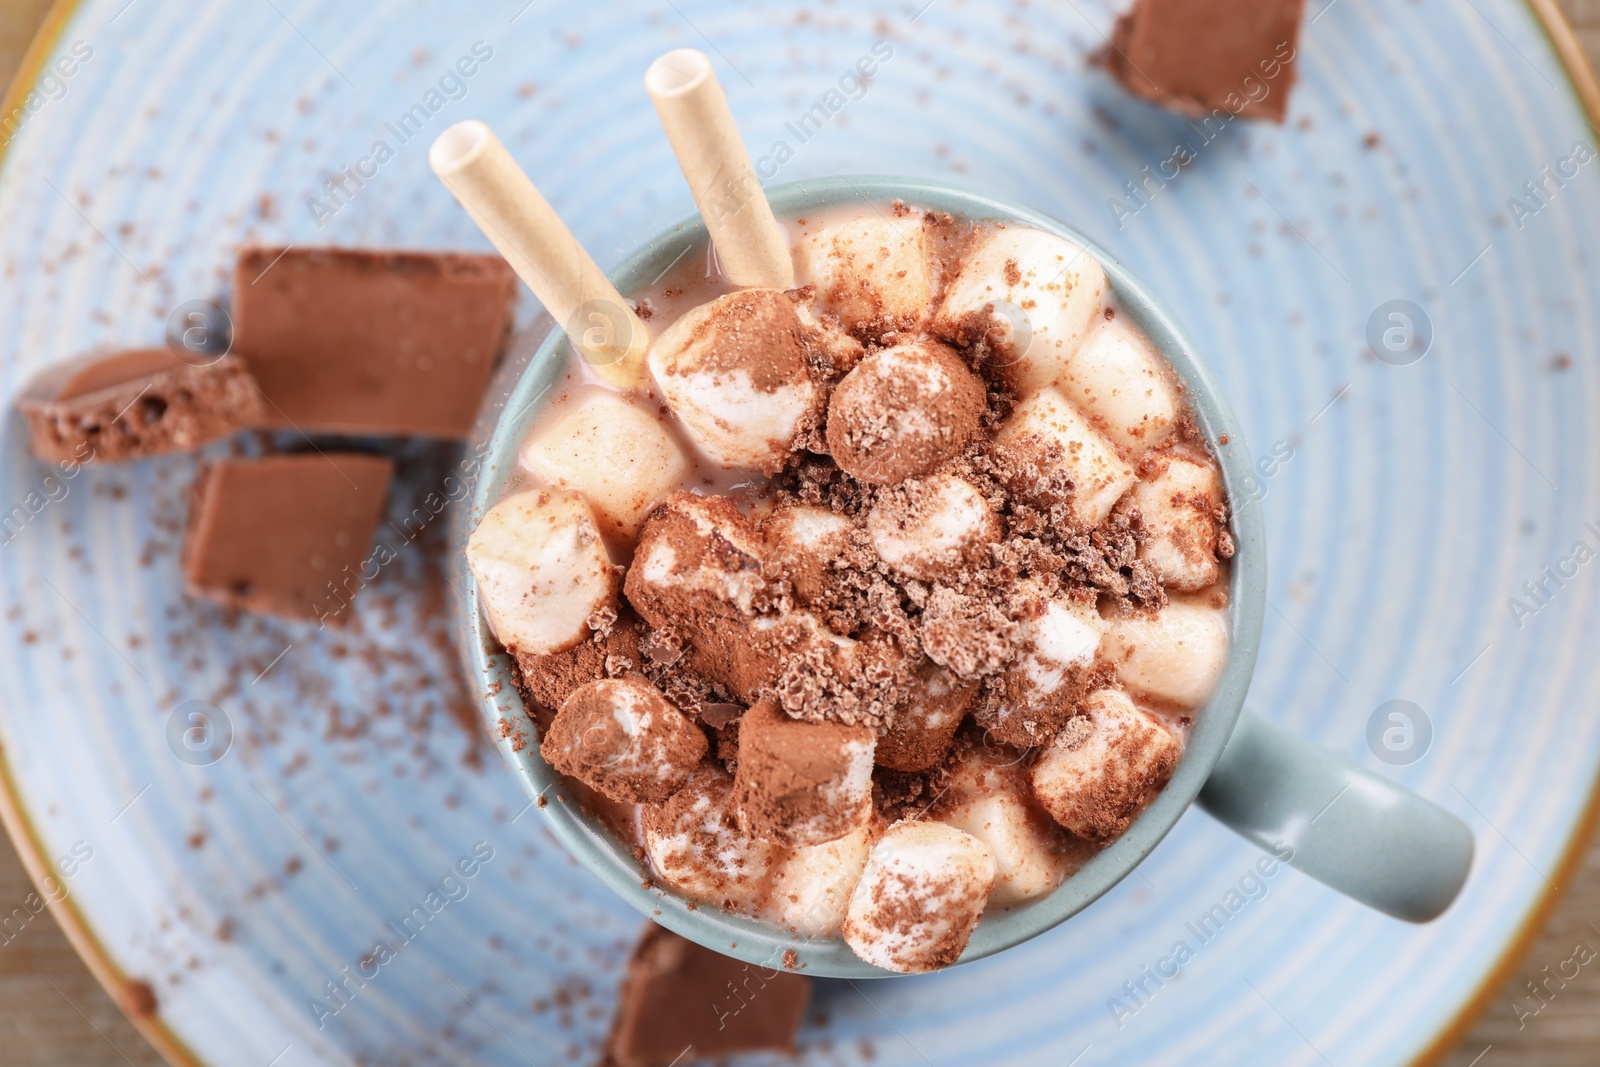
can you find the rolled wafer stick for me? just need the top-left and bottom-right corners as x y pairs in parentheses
(429, 120), (648, 389)
(646, 49), (795, 291)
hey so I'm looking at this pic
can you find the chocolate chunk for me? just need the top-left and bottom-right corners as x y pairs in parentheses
(232, 248), (516, 437)
(1104, 0), (1303, 123)
(732, 698), (875, 847)
(541, 678), (707, 804)
(771, 624), (916, 732)
(15, 349), (263, 464)
(697, 702), (743, 730)
(604, 924), (809, 1067)
(182, 454), (394, 621)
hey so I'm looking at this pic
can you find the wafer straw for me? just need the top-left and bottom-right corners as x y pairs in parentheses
(429, 120), (648, 389)
(646, 49), (795, 290)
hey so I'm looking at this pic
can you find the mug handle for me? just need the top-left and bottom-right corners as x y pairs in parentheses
(1197, 710), (1474, 922)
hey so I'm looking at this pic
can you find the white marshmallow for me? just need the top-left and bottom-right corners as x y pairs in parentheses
(1031, 689), (1183, 841)
(935, 227), (1107, 394)
(1131, 453), (1226, 592)
(876, 663), (975, 772)
(540, 678), (707, 804)
(939, 793), (1069, 906)
(844, 821), (996, 974)
(627, 493), (768, 618)
(996, 386), (1136, 527)
(867, 473), (1000, 581)
(646, 289), (820, 472)
(521, 391), (690, 540)
(935, 742), (1072, 905)
(1016, 598), (1106, 698)
(1057, 320), (1177, 455)
(732, 697), (877, 848)
(644, 764), (784, 911)
(466, 489), (616, 656)
(764, 502), (853, 552)
(824, 341), (986, 485)
(793, 215), (933, 338)
(767, 823), (872, 937)
(1104, 600), (1229, 708)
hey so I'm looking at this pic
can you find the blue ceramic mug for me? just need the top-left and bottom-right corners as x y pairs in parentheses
(458, 176), (1474, 978)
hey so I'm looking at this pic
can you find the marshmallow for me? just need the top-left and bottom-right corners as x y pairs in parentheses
(793, 215), (933, 340)
(876, 663), (976, 772)
(759, 503), (854, 608)
(940, 793), (1068, 906)
(844, 821), (996, 974)
(1104, 600), (1229, 708)
(980, 596), (1106, 746)
(540, 677), (708, 803)
(935, 739), (1072, 905)
(825, 342), (986, 484)
(467, 489), (617, 656)
(521, 391), (690, 541)
(625, 492), (770, 624)
(1031, 689), (1182, 841)
(867, 473), (1000, 582)
(644, 762), (785, 911)
(767, 823), (872, 938)
(996, 386), (1136, 527)
(626, 493), (799, 701)
(646, 289), (821, 472)
(934, 227), (1107, 395)
(665, 608), (851, 709)
(1129, 452), (1226, 592)
(1056, 320), (1177, 455)
(801, 302), (869, 378)
(733, 698), (876, 847)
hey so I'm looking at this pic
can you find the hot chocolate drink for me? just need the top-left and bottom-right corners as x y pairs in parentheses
(467, 205), (1233, 973)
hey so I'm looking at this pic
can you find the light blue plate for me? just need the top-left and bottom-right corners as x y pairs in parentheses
(1, 1), (1597, 1065)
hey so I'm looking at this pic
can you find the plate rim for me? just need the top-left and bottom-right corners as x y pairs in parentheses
(0, 0), (1594, 1064)
(0, 4), (206, 1061)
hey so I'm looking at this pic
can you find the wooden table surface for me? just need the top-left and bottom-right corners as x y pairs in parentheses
(1, 2), (1598, 1065)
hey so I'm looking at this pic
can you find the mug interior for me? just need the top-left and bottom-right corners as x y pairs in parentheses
(458, 175), (1268, 978)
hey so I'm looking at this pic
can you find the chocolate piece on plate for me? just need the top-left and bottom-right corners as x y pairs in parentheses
(183, 453), (393, 622)
(604, 923), (809, 1067)
(1105, 0), (1304, 122)
(232, 247), (516, 438)
(15, 349), (262, 464)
